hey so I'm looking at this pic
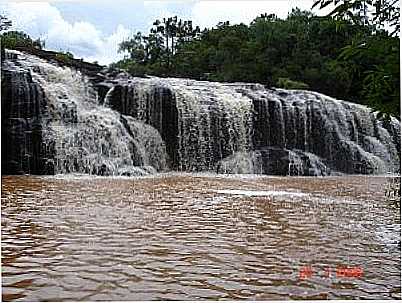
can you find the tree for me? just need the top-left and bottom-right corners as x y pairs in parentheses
(150, 16), (200, 68)
(119, 32), (148, 63)
(117, 16), (200, 75)
(313, 0), (400, 118)
(313, 0), (399, 35)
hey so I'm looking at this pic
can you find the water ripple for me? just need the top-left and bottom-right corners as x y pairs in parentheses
(1, 174), (401, 300)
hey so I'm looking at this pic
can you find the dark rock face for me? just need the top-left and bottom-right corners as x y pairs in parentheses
(2, 49), (400, 176)
(108, 84), (179, 168)
(2, 68), (53, 174)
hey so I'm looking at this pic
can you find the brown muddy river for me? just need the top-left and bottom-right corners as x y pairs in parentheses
(1, 174), (401, 300)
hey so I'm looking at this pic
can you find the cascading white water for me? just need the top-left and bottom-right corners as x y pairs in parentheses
(3, 50), (400, 176)
(123, 115), (167, 172)
(217, 152), (261, 174)
(109, 77), (255, 171)
(108, 76), (400, 175)
(170, 79), (254, 171)
(246, 88), (400, 174)
(5, 50), (167, 175)
(216, 149), (331, 176)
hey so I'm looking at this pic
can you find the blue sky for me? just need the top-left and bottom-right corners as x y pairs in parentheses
(1, 1), (329, 65)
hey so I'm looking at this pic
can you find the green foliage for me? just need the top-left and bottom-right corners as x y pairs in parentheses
(164, 8), (365, 100)
(312, 0), (399, 36)
(55, 51), (74, 64)
(118, 16), (200, 73)
(313, 0), (400, 118)
(276, 77), (310, 89)
(1, 31), (44, 50)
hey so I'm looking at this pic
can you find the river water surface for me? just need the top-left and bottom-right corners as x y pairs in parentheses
(1, 174), (401, 300)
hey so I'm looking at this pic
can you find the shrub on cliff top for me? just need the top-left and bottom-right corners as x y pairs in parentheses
(276, 77), (310, 90)
(1, 31), (44, 50)
(55, 51), (74, 64)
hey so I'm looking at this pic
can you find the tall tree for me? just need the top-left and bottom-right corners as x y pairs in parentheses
(119, 16), (200, 73)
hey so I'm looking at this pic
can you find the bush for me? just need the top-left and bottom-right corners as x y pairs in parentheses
(276, 77), (309, 90)
(55, 51), (74, 64)
(1, 31), (43, 49)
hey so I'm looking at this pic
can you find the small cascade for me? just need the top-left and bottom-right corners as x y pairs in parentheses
(172, 79), (254, 171)
(122, 115), (167, 172)
(103, 86), (115, 107)
(216, 148), (331, 176)
(216, 152), (260, 175)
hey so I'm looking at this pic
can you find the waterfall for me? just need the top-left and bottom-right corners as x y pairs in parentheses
(106, 78), (254, 171)
(2, 50), (167, 176)
(216, 149), (331, 176)
(171, 79), (254, 171)
(108, 78), (400, 175)
(2, 50), (400, 176)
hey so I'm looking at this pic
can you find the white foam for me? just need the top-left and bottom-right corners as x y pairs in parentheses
(214, 189), (309, 197)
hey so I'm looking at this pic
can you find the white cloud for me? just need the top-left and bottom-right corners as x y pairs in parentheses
(190, 0), (326, 29)
(86, 24), (132, 64)
(2, 2), (132, 64)
(142, 1), (178, 28)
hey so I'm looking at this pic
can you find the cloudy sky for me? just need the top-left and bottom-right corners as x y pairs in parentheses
(1, 1), (330, 65)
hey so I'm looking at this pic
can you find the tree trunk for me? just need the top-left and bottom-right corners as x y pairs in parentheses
(166, 32), (169, 69)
